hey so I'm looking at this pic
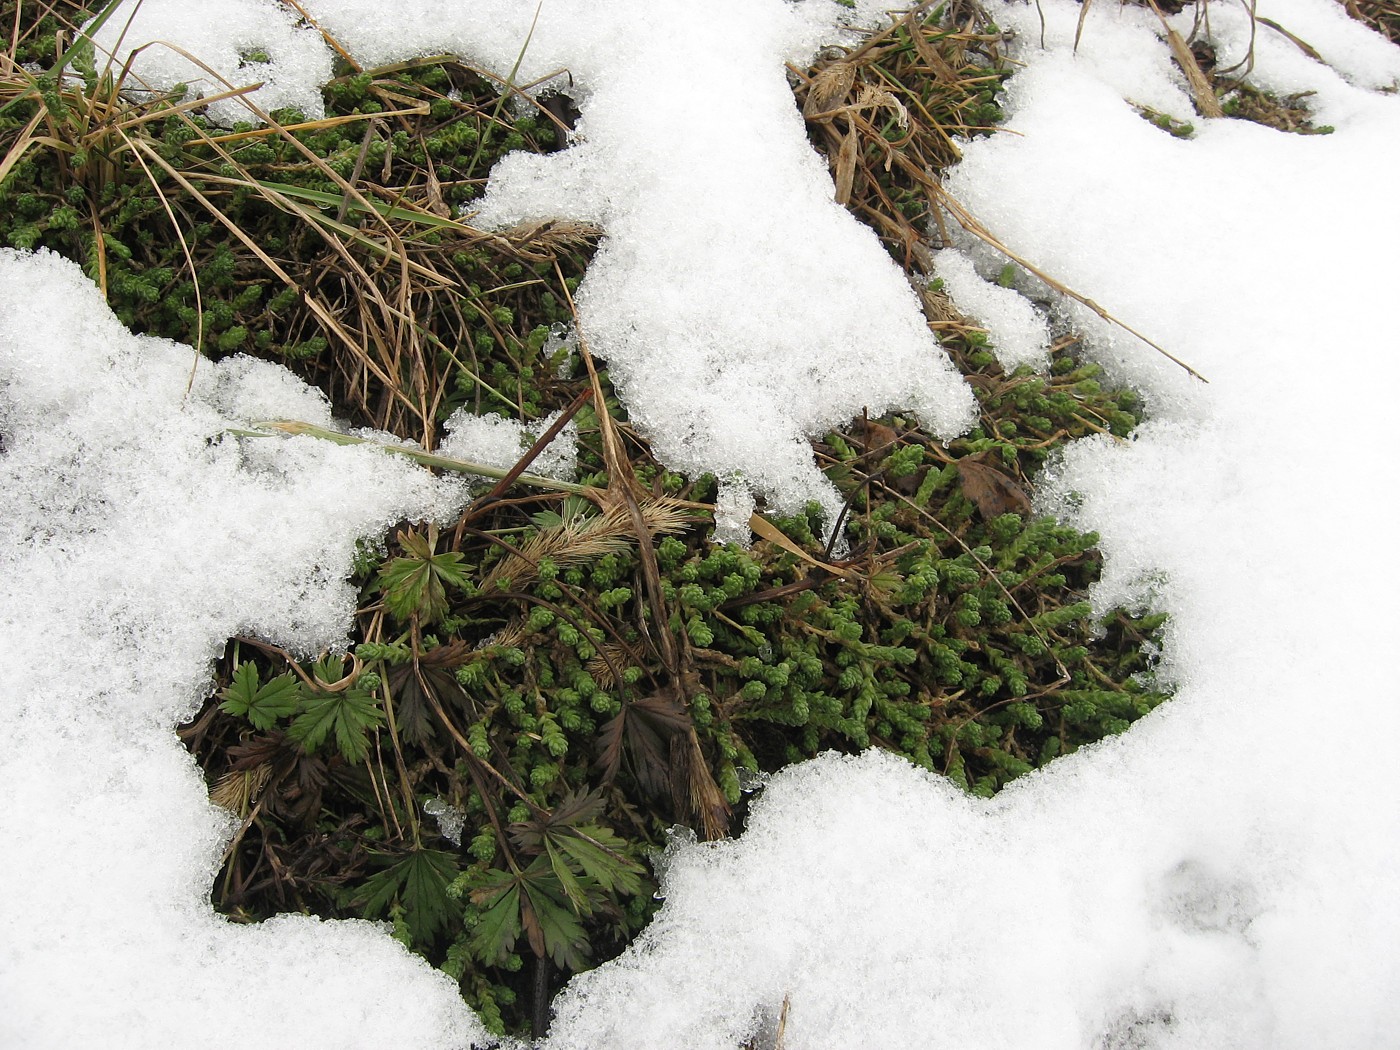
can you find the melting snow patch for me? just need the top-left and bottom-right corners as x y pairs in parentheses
(95, 0), (978, 538)
(463, 0), (978, 534)
(0, 249), (487, 1050)
(931, 248), (1051, 371)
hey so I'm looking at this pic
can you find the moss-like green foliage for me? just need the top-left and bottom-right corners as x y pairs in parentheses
(0, 5), (591, 441)
(187, 334), (1167, 1035)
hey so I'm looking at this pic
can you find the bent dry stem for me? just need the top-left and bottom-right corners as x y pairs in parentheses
(244, 419), (595, 496)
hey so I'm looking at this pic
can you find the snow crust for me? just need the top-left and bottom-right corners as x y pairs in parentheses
(13, 0), (1400, 1047)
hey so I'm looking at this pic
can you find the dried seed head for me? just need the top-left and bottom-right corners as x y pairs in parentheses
(802, 62), (856, 119)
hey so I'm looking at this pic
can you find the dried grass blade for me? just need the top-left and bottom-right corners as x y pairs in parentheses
(247, 419), (596, 495)
(934, 185), (1208, 382)
(748, 513), (860, 580)
(1074, 0), (1093, 53)
(239, 179), (477, 234)
(116, 126), (204, 390)
(1146, 0), (1224, 117)
(131, 142), (422, 414)
(1256, 15), (1325, 60)
(0, 106), (46, 187)
(834, 124), (858, 205)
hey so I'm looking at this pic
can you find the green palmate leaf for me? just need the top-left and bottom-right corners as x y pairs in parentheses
(554, 826), (645, 898)
(465, 857), (593, 970)
(287, 687), (384, 763)
(510, 791), (648, 902)
(218, 663), (301, 730)
(543, 839), (591, 914)
(377, 527), (472, 624)
(469, 881), (523, 966)
(311, 653), (351, 685)
(519, 863), (591, 972)
(359, 850), (460, 946)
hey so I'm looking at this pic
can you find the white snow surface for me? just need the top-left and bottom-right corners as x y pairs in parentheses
(87, 0), (332, 125)
(438, 406), (578, 484)
(8, 0), (1400, 1048)
(451, 0), (978, 533)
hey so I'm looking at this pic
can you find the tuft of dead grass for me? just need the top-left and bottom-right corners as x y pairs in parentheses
(1, 0), (596, 449)
(1343, 0), (1400, 41)
(790, 0), (1010, 266)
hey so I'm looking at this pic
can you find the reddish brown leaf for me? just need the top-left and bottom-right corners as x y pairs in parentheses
(595, 686), (691, 795)
(956, 454), (1033, 519)
(854, 417), (898, 453)
(416, 639), (473, 668)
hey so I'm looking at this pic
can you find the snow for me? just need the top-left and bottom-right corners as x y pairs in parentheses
(456, 0), (977, 537)
(930, 248), (1051, 371)
(438, 407), (579, 484)
(6, 0), (1399, 1047)
(88, 0), (332, 125)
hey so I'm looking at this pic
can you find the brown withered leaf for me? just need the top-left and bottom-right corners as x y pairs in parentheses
(853, 417), (898, 454)
(425, 158), (452, 217)
(956, 454), (1033, 519)
(416, 639), (473, 669)
(803, 62), (856, 119)
(388, 662), (472, 746)
(833, 125), (858, 206)
(596, 685), (692, 797)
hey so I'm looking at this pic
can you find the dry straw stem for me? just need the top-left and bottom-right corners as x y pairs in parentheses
(246, 419), (596, 494)
(45, 11), (589, 448)
(1144, 0), (1225, 117)
(1343, 0), (1400, 39)
(552, 260), (732, 839)
(933, 185), (1208, 382)
(793, 0), (1009, 258)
